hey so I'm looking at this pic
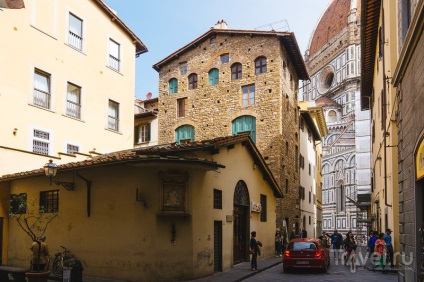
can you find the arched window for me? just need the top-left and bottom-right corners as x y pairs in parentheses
(255, 56), (267, 74)
(168, 78), (178, 94)
(328, 110), (337, 123)
(231, 63), (242, 80)
(208, 68), (219, 85)
(175, 125), (194, 144)
(188, 73), (198, 90)
(232, 116), (256, 143)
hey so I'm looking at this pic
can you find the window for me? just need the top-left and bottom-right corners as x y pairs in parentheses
(108, 100), (119, 131)
(260, 194), (267, 222)
(68, 13), (83, 50)
(33, 129), (50, 155)
(242, 84), (255, 106)
(40, 190), (59, 213)
(255, 56), (267, 74)
(309, 191), (311, 203)
(33, 70), (51, 109)
(66, 83), (81, 119)
(220, 53), (229, 64)
(232, 115), (256, 142)
(208, 68), (219, 85)
(175, 125), (194, 144)
(10, 193), (27, 214)
(135, 124), (151, 144)
(231, 63), (242, 80)
(67, 144), (79, 154)
(213, 189), (222, 209)
(177, 98), (187, 117)
(179, 62), (187, 75)
(169, 78), (178, 94)
(309, 163), (311, 175)
(188, 73), (198, 90)
(109, 39), (120, 71)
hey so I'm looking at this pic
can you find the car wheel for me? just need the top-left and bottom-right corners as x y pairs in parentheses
(283, 267), (290, 273)
(322, 262), (328, 273)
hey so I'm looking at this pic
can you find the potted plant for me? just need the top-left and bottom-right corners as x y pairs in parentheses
(9, 193), (58, 282)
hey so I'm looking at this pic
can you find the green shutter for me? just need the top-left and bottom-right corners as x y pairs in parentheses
(208, 68), (219, 85)
(231, 116), (256, 143)
(146, 123), (151, 142)
(175, 125), (194, 144)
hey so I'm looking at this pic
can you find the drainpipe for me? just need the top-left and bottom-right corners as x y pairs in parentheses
(381, 6), (392, 208)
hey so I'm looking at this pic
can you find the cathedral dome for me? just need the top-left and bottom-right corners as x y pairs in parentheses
(308, 0), (352, 56)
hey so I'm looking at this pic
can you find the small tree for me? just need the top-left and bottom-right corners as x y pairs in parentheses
(9, 193), (58, 272)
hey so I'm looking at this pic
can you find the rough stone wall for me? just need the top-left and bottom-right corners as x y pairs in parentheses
(157, 33), (300, 231)
(397, 28), (424, 279)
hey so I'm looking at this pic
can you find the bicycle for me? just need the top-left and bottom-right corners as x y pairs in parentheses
(52, 245), (74, 276)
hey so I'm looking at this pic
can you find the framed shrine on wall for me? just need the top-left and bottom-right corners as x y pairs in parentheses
(158, 171), (189, 216)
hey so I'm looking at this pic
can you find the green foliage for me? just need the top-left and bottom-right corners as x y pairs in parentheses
(9, 193), (58, 242)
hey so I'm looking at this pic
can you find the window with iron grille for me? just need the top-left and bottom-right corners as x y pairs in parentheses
(67, 144), (79, 154)
(69, 13), (83, 50)
(33, 129), (50, 155)
(10, 193), (27, 214)
(188, 74), (198, 90)
(66, 82), (81, 119)
(33, 69), (51, 109)
(242, 84), (255, 106)
(260, 194), (267, 222)
(231, 63), (242, 80)
(39, 190), (59, 213)
(177, 98), (187, 117)
(108, 100), (119, 131)
(213, 189), (222, 209)
(109, 39), (120, 71)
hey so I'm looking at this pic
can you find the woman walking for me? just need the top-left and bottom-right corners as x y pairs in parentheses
(372, 233), (388, 273)
(250, 231), (261, 271)
(343, 231), (357, 268)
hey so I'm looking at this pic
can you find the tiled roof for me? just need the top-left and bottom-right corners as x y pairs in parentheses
(315, 96), (342, 108)
(153, 29), (309, 80)
(1, 134), (282, 197)
(309, 0), (351, 56)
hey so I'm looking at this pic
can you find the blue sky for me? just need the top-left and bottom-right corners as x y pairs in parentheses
(102, 0), (330, 100)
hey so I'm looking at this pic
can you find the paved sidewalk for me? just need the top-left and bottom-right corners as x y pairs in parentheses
(187, 255), (283, 282)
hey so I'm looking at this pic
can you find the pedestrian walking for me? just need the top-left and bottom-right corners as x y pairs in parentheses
(275, 229), (282, 257)
(300, 228), (307, 238)
(372, 233), (388, 273)
(250, 231), (262, 271)
(326, 230), (342, 260)
(343, 231), (357, 267)
(367, 231), (377, 258)
(320, 232), (329, 248)
(281, 227), (288, 252)
(384, 228), (395, 268)
(289, 229), (295, 241)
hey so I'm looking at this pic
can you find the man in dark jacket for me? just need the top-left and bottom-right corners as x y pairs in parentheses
(326, 230), (342, 260)
(300, 228), (307, 238)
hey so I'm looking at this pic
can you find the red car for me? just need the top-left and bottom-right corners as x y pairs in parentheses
(283, 238), (330, 273)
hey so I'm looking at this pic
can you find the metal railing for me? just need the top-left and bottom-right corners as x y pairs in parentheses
(68, 31), (83, 50)
(66, 101), (81, 119)
(33, 89), (50, 109)
(109, 55), (120, 71)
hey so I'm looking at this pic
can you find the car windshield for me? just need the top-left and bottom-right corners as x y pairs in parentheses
(289, 242), (318, 250)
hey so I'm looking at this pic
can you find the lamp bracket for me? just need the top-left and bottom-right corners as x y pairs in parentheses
(53, 181), (75, 191)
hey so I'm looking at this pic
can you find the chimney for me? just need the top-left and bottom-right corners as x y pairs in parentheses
(214, 19), (228, 29)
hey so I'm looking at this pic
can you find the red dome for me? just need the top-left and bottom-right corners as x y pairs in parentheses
(308, 0), (351, 56)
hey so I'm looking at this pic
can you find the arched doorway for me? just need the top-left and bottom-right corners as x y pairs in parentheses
(233, 180), (250, 264)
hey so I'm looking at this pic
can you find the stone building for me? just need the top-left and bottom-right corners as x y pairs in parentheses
(153, 21), (309, 238)
(391, 0), (423, 280)
(302, 0), (372, 235)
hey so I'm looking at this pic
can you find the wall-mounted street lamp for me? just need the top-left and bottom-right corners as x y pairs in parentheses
(44, 159), (75, 191)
